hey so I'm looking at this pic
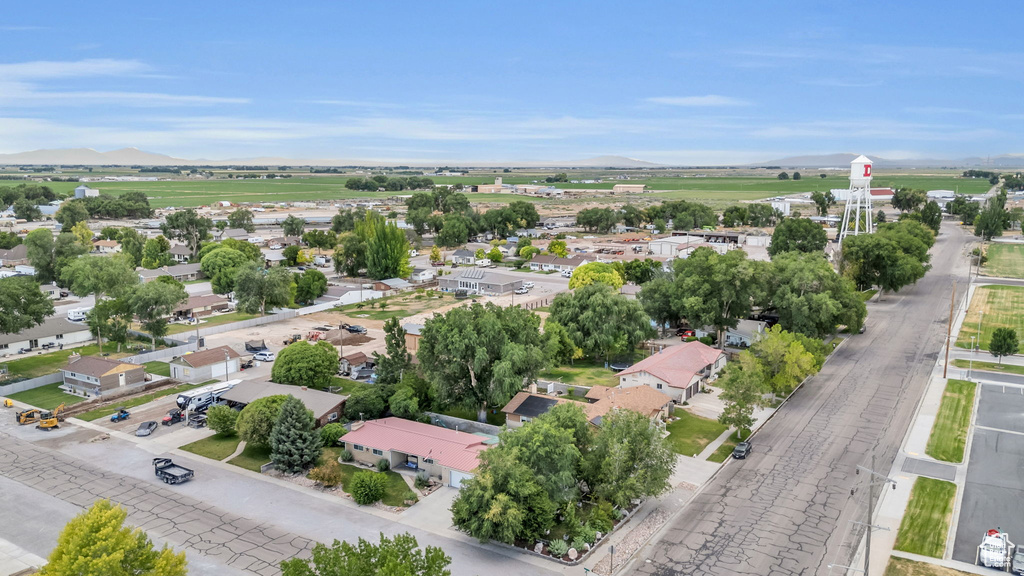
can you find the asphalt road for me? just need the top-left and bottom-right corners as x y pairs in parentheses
(630, 222), (972, 576)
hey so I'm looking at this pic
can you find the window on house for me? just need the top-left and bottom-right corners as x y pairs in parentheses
(521, 416), (531, 423)
(656, 383), (663, 389)
(327, 412), (338, 422)
(353, 444), (364, 451)
(424, 458), (434, 464)
(56, 334), (63, 340)
(372, 449), (383, 456)
(0, 344), (7, 350)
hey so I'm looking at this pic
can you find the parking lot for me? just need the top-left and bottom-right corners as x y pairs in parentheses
(951, 383), (1024, 563)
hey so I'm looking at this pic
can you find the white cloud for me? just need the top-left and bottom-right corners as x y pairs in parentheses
(645, 95), (751, 107)
(0, 58), (149, 79)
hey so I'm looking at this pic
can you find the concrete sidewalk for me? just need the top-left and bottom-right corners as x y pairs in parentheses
(0, 536), (45, 576)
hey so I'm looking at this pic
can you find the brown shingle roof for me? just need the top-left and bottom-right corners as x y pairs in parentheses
(343, 351), (368, 365)
(585, 386), (672, 419)
(175, 345), (241, 368)
(64, 355), (143, 378)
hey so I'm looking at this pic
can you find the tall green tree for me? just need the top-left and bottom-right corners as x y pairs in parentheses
(141, 235), (173, 269)
(130, 280), (188, 348)
(749, 325), (819, 397)
(13, 198), (42, 222)
(891, 188), (927, 213)
(989, 328), (1019, 364)
(119, 227), (145, 267)
(54, 199), (89, 229)
(500, 416), (581, 503)
(227, 208), (256, 232)
(0, 231), (21, 250)
(568, 262), (624, 289)
(333, 232), (366, 276)
(40, 499), (186, 576)
(768, 252), (865, 337)
(282, 214), (306, 237)
(294, 269), (328, 305)
(357, 213), (411, 280)
(583, 410), (675, 508)
(270, 395), (322, 473)
(549, 283), (654, 362)
(0, 277), (54, 334)
(974, 192), (1008, 241)
(810, 190), (836, 216)
(86, 297), (133, 352)
(373, 317), (412, 387)
(53, 233), (90, 287)
(841, 224), (931, 296)
(25, 228), (56, 284)
(162, 208), (213, 258)
(237, 395), (288, 448)
(418, 303), (546, 422)
(717, 351), (769, 437)
(302, 229), (337, 254)
(234, 263), (293, 315)
(280, 533), (451, 576)
(200, 246), (249, 294)
(272, 340), (339, 389)
(768, 218), (828, 257)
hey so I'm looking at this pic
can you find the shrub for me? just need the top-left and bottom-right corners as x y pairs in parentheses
(309, 460), (343, 487)
(698, 336), (714, 346)
(339, 449), (353, 462)
(580, 525), (597, 544)
(319, 422), (347, 446)
(588, 501), (614, 533)
(206, 405), (238, 436)
(548, 540), (569, 558)
(414, 470), (430, 489)
(404, 490), (418, 503)
(376, 458), (390, 472)
(350, 470), (387, 505)
(571, 537), (587, 552)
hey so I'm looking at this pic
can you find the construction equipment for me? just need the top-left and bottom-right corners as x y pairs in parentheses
(3, 398), (12, 408)
(977, 528), (1015, 570)
(17, 407), (41, 425)
(283, 333), (302, 345)
(307, 330), (325, 342)
(36, 403), (66, 430)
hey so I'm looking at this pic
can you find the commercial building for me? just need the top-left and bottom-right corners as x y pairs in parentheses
(528, 254), (588, 272)
(74, 185), (100, 199)
(612, 184), (646, 194)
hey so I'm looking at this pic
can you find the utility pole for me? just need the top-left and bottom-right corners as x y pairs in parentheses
(829, 457), (896, 576)
(944, 281), (956, 379)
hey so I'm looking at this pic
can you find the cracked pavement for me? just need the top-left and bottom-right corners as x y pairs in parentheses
(631, 222), (971, 576)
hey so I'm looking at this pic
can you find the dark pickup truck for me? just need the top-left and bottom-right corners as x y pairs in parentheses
(153, 458), (194, 485)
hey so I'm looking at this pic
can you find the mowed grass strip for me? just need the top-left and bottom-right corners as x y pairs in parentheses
(981, 244), (1024, 279)
(5, 382), (86, 410)
(666, 411), (728, 456)
(227, 443), (272, 472)
(707, 430), (748, 463)
(181, 434), (242, 461)
(955, 285), (1024, 350)
(893, 477), (957, 558)
(951, 359), (1024, 376)
(143, 361), (171, 377)
(925, 379), (976, 463)
(884, 556), (974, 576)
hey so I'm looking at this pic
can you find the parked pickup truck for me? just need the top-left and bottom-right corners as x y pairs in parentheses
(152, 458), (194, 485)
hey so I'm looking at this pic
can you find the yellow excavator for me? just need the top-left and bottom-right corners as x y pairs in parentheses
(3, 398), (12, 408)
(17, 407), (42, 425)
(36, 403), (66, 430)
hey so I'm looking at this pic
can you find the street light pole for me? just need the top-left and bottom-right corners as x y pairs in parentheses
(969, 336), (976, 380)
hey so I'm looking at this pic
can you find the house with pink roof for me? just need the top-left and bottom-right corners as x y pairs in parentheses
(340, 417), (491, 488)
(616, 341), (726, 402)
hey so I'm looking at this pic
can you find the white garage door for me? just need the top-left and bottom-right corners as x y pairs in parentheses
(449, 470), (474, 489)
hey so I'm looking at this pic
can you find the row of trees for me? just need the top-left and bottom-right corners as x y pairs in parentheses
(345, 176), (435, 192)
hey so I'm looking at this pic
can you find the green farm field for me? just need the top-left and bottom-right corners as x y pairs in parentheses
(27, 172), (991, 208)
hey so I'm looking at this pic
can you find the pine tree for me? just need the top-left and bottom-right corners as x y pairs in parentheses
(41, 500), (187, 576)
(270, 395), (323, 473)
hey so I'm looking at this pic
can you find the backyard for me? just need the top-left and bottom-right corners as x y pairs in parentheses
(925, 379), (976, 463)
(665, 410), (728, 457)
(893, 477), (957, 558)
(538, 357), (639, 388)
(162, 311), (261, 335)
(982, 244), (1024, 279)
(5, 382), (86, 410)
(181, 434), (243, 461)
(333, 290), (456, 322)
(955, 285), (1024, 350)
(143, 361), (171, 377)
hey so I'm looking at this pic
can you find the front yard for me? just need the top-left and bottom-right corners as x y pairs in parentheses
(181, 434), (243, 461)
(665, 410), (728, 457)
(925, 379), (976, 463)
(706, 430), (747, 463)
(228, 443), (272, 472)
(331, 462), (417, 507)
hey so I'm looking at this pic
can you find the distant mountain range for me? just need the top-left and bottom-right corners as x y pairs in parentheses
(755, 153), (1024, 169)
(1, 148), (1022, 169)
(0, 148), (661, 168)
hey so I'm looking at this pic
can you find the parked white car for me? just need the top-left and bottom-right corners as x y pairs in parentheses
(523, 281), (535, 289)
(561, 270), (573, 278)
(253, 351), (276, 362)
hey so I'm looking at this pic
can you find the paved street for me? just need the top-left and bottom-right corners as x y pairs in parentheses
(630, 222), (972, 576)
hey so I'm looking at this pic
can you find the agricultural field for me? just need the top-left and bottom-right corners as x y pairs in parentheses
(19, 170), (991, 208)
(955, 285), (1024, 350)
(981, 244), (1024, 279)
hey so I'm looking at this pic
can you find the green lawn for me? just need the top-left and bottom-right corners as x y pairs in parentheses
(75, 383), (200, 421)
(227, 443), (272, 472)
(893, 477), (957, 558)
(925, 379), (976, 463)
(143, 361), (171, 377)
(539, 360), (621, 388)
(329, 377), (373, 396)
(3, 343), (127, 379)
(955, 285), (1024, 350)
(163, 311), (261, 335)
(883, 556), (973, 576)
(706, 430), (749, 463)
(951, 358), (1024, 376)
(665, 411), (729, 456)
(333, 463), (417, 507)
(5, 382), (86, 410)
(982, 244), (1024, 279)
(180, 434), (242, 461)
(860, 289), (879, 302)
(438, 406), (506, 427)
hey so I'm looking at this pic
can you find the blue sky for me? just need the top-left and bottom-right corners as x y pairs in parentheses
(1, 1), (1020, 164)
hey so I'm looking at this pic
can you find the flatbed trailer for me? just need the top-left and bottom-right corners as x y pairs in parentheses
(152, 458), (194, 485)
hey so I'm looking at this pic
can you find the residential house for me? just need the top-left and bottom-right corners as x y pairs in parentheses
(170, 345), (241, 382)
(92, 240), (121, 254)
(171, 294), (231, 321)
(373, 278), (412, 293)
(169, 244), (192, 263)
(403, 323), (424, 353)
(451, 249), (476, 265)
(0, 244), (29, 267)
(137, 263), (204, 283)
(217, 228), (251, 241)
(38, 284), (61, 300)
(340, 417), (490, 488)
(438, 268), (522, 296)
(528, 254), (588, 272)
(695, 319), (767, 348)
(502, 385), (673, 429)
(340, 351), (372, 375)
(616, 341), (726, 402)
(409, 268), (435, 283)
(0, 316), (92, 355)
(60, 355), (145, 396)
(502, 393), (570, 428)
(220, 379), (346, 427)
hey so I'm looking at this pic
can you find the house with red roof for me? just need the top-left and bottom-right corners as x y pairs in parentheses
(616, 341), (726, 402)
(340, 417), (491, 488)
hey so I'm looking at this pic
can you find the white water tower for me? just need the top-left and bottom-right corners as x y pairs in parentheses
(839, 155), (874, 246)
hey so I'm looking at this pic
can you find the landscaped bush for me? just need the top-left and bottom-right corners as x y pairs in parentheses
(580, 525), (597, 545)
(376, 458), (390, 472)
(319, 422), (347, 446)
(588, 501), (614, 533)
(350, 470), (387, 505)
(309, 460), (343, 487)
(206, 405), (239, 436)
(698, 336), (714, 346)
(339, 449), (353, 462)
(571, 537), (587, 552)
(547, 540), (568, 558)
(414, 470), (430, 489)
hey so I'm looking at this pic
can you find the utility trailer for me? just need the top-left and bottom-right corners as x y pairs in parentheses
(978, 528), (1015, 571)
(152, 458), (194, 485)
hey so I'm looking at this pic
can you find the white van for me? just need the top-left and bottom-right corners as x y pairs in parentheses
(67, 307), (93, 321)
